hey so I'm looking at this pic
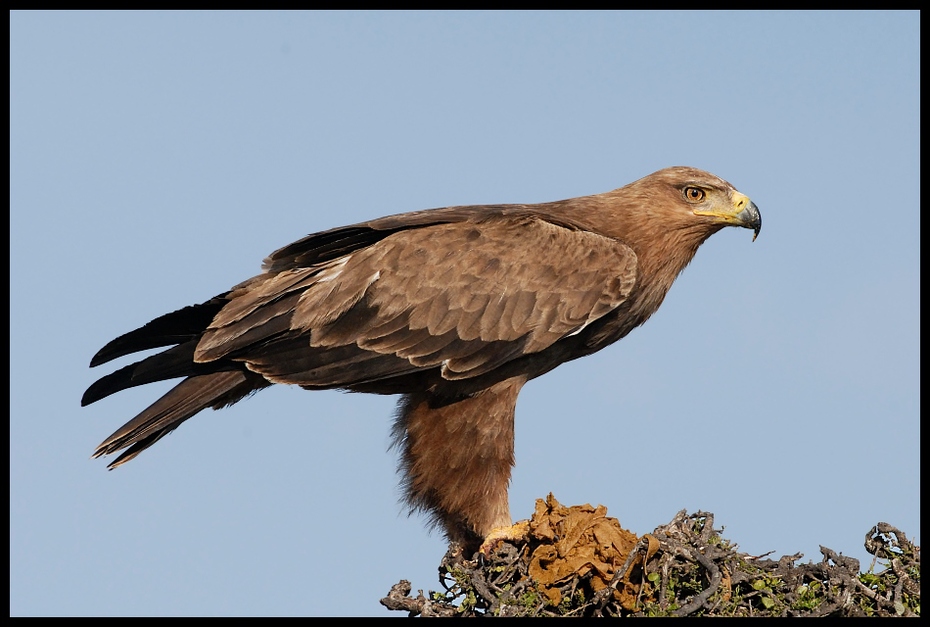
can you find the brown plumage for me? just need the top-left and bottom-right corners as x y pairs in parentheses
(83, 166), (761, 552)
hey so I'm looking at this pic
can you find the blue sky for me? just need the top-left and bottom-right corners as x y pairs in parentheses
(11, 11), (919, 617)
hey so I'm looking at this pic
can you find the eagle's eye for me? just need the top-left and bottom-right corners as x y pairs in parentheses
(683, 187), (705, 202)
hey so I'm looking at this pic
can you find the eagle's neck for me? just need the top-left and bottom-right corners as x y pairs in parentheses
(556, 193), (723, 351)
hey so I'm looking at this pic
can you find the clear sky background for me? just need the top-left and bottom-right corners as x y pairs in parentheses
(11, 11), (919, 617)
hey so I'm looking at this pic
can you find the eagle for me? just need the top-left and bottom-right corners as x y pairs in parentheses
(83, 166), (761, 553)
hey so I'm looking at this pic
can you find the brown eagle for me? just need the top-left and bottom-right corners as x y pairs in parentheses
(83, 166), (761, 552)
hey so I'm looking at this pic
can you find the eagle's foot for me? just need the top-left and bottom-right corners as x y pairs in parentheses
(479, 519), (531, 557)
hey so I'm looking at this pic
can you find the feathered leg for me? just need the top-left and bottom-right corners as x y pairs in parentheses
(393, 376), (525, 553)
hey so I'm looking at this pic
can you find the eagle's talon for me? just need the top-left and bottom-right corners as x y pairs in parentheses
(479, 520), (532, 557)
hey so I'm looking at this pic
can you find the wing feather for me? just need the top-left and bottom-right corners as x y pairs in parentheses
(190, 214), (638, 387)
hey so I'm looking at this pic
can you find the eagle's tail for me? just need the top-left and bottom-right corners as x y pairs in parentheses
(91, 370), (269, 469)
(81, 297), (242, 408)
(84, 295), (270, 468)
(81, 339), (236, 406)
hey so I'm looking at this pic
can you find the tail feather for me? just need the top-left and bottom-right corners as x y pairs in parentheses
(81, 340), (234, 407)
(89, 297), (227, 368)
(93, 370), (267, 469)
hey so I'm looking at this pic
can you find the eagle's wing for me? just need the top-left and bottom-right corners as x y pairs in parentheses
(195, 214), (639, 387)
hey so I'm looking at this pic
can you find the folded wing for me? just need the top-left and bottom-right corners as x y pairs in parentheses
(85, 211), (639, 467)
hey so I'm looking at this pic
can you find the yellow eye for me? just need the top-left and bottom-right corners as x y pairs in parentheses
(684, 187), (705, 202)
